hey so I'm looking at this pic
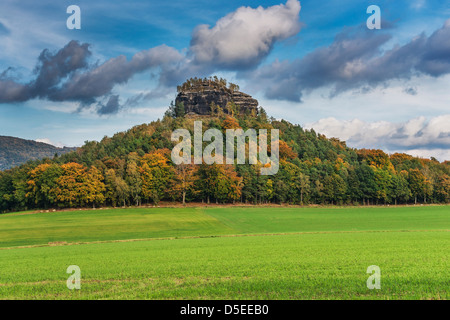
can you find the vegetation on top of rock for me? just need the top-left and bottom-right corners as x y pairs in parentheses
(176, 76), (240, 93)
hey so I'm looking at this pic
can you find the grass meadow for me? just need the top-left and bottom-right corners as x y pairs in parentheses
(0, 205), (448, 299)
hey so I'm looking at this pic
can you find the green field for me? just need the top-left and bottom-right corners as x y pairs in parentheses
(0, 206), (448, 299)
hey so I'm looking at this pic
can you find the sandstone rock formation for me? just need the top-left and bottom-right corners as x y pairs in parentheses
(175, 79), (258, 116)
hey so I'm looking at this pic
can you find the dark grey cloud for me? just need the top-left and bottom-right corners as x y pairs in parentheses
(0, 78), (29, 103)
(0, 40), (91, 103)
(32, 41), (91, 100)
(416, 19), (450, 76)
(97, 95), (120, 115)
(0, 41), (183, 114)
(241, 29), (392, 102)
(243, 19), (450, 102)
(48, 44), (182, 104)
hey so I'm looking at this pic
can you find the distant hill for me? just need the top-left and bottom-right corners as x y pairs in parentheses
(0, 136), (76, 170)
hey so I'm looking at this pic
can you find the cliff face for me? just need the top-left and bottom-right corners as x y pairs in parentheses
(175, 83), (258, 115)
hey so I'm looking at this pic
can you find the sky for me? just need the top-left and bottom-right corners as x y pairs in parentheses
(0, 0), (449, 161)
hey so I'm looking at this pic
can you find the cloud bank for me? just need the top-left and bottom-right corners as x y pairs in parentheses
(306, 115), (450, 161)
(245, 19), (450, 102)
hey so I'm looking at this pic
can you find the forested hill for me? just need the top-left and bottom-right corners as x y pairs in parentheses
(1, 77), (449, 211)
(0, 136), (76, 171)
(1, 103), (449, 213)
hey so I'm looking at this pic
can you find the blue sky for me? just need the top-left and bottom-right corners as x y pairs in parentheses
(0, 0), (449, 160)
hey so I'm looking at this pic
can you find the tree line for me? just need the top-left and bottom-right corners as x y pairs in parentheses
(1, 107), (449, 212)
(176, 76), (240, 93)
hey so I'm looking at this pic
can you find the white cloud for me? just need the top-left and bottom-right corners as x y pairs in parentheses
(127, 106), (168, 116)
(35, 138), (66, 148)
(190, 0), (301, 68)
(39, 101), (80, 113)
(398, 148), (450, 162)
(305, 115), (450, 162)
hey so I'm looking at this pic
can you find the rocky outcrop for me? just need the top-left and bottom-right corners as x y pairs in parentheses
(175, 82), (258, 116)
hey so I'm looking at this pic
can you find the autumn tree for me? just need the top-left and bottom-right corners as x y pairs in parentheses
(408, 168), (426, 204)
(435, 174), (450, 203)
(139, 149), (174, 204)
(297, 172), (310, 205)
(390, 171), (411, 205)
(0, 171), (15, 211)
(105, 169), (130, 207)
(27, 163), (62, 208)
(196, 162), (242, 204)
(126, 153), (142, 206)
(52, 162), (87, 207)
(278, 140), (297, 160)
(223, 116), (240, 130)
(84, 166), (106, 207)
(373, 168), (392, 204)
(172, 161), (198, 205)
(51, 163), (105, 208)
(323, 173), (347, 205)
